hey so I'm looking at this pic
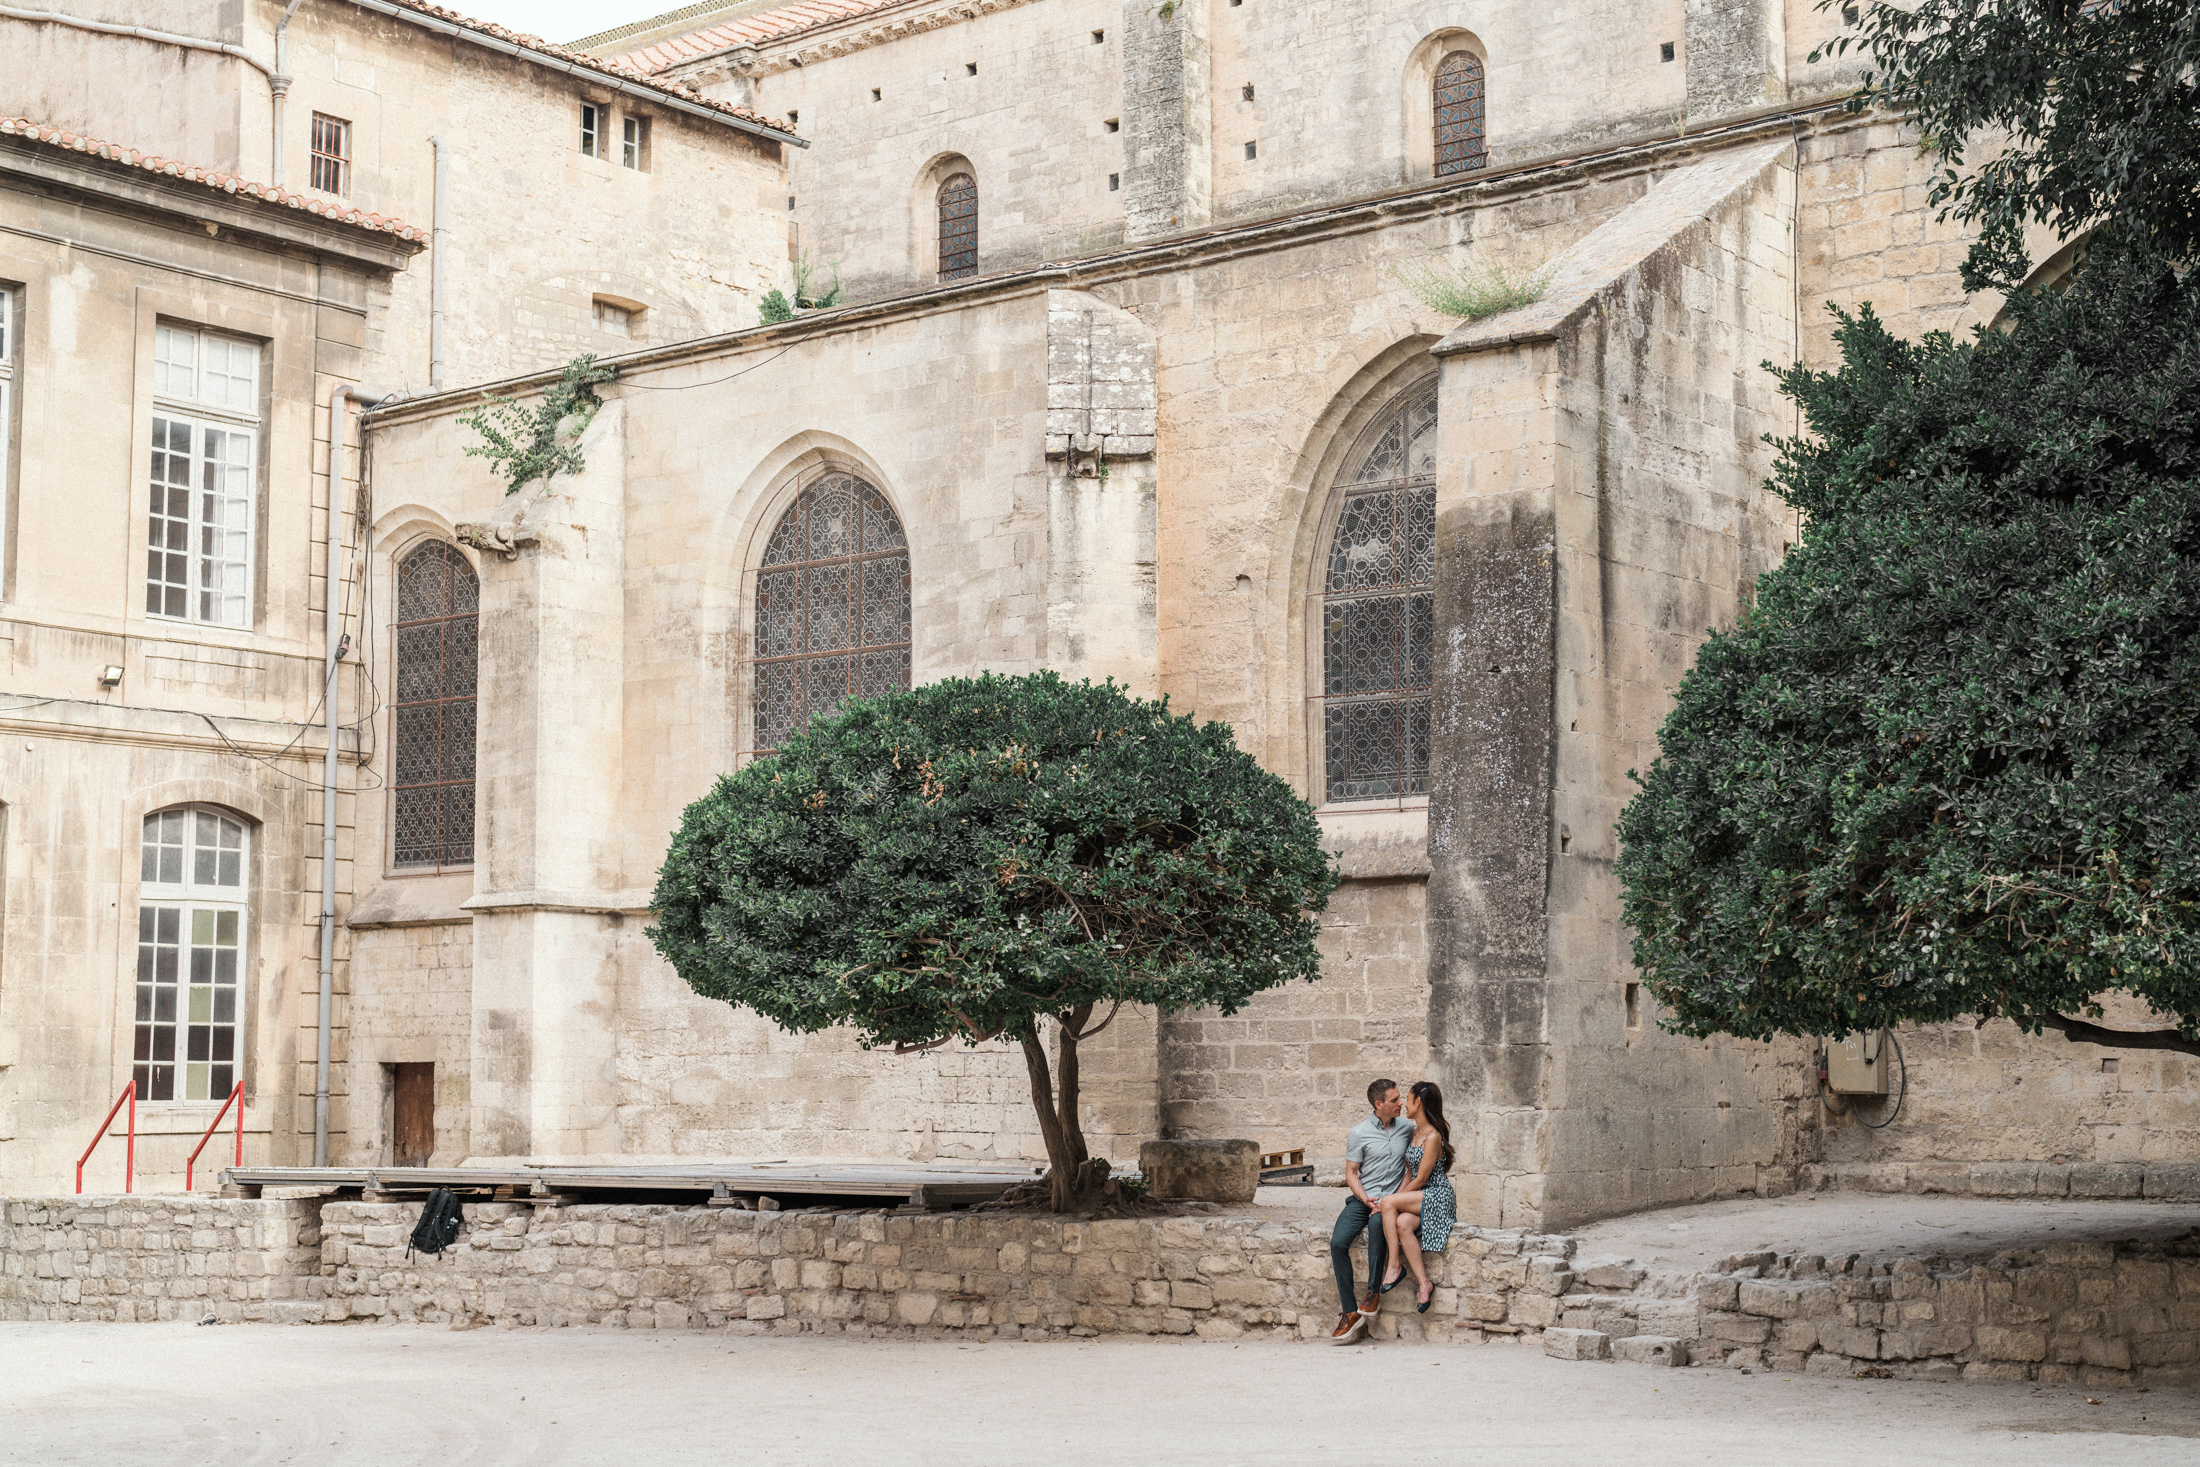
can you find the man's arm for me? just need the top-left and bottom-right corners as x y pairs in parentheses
(1345, 1159), (1373, 1208)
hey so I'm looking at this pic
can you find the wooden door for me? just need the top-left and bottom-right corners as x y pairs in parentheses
(392, 1063), (434, 1167)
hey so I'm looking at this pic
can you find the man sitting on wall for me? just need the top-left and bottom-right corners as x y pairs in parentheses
(1330, 1077), (1415, 1344)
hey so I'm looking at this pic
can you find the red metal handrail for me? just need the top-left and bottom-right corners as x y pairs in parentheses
(185, 1082), (246, 1192)
(76, 1080), (136, 1195)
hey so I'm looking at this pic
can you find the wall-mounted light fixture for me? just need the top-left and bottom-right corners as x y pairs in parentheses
(99, 665), (124, 688)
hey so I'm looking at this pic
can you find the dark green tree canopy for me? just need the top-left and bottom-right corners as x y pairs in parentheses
(1828, 0), (2200, 288)
(1616, 251), (2200, 1053)
(649, 671), (1338, 1207)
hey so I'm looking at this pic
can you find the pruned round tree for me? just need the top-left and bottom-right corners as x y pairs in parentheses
(1616, 248), (2200, 1057)
(649, 671), (1340, 1210)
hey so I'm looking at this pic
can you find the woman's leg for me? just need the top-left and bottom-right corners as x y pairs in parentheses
(1378, 1193), (1423, 1286)
(1398, 1214), (1432, 1303)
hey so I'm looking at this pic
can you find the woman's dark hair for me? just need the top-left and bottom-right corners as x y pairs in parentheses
(1410, 1081), (1454, 1170)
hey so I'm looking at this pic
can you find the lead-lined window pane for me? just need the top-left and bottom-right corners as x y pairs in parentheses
(1434, 51), (1488, 176)
(1317, 382), (1438, 804)
(392, 542), (479, 870)
(938, 172), (978, 280)
(751, 474), (911, 754)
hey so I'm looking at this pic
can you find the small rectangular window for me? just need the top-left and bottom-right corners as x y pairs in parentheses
(581, 104), (606, 158)
(871, 87), (882, 101)
(1660, 41), (1676, 62)
(1105, 117), (1120, 133)
(1108, 173), (1119, 191)
(622, 115), (649, 170)
(1242, 83), (1255, 102)
(965, 62), (978, 76)
(1244, 140), (1258, 160)
(1092, 29), (1105, 43)
(1625, 983), (1642, 1032)
(146, 323), (261, 627)
(787, 109), (798, 128)
(594, 300), (633, 337)
(309, 113), (350, 196)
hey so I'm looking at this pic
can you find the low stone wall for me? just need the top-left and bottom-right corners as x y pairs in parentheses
(7, 1195), (2196, 1386)
(0, 1196), (328, 1323)
(317, 1202), (1570, 1342)
(1803, 1160), (2200, 1201)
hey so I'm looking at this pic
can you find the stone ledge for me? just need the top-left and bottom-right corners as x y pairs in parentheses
(1801, 1161), (2200, 1201)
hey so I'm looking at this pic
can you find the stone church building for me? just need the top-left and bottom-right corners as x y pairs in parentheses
(1, 0), (2183, 1226)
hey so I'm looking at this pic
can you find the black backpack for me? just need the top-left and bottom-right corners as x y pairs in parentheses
(407, 1188), (465, 1259)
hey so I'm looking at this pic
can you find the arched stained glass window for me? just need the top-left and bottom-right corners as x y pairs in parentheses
(938, 172), (979, 280)
(1434, 51), (1487, 176)
(137, 807), (247, 1102)
(753, 473), (912, 753)
(1318, 382), (1437, 803)
(393, 541), (478, 869)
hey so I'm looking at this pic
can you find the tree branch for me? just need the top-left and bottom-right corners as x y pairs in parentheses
(2039, 1013), (2200, 1058)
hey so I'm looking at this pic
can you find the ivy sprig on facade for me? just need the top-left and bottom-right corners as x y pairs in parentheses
(459, 353), (619, 495)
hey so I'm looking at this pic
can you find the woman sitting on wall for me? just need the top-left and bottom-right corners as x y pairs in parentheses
(1375, 1080), (1457, 1312)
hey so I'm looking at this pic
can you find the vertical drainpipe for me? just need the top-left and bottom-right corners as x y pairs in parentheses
(430, 136), (448, 389)
(271, 0), (309, 185)
(318, 382), (382, 1167)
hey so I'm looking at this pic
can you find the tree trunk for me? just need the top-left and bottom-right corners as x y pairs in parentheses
(2042, 1013), (2200, 1058)
(1020, 1004), (1100, 1212)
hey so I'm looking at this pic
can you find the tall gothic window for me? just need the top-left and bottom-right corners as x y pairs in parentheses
(393, 542), (478, 869)
(137, 808), (247, 1103)
(937, 172), (979, 279)
(1318, 381), (1437, 803)
(1434, 51), (1487, 176)
(753, 473), (911, 753)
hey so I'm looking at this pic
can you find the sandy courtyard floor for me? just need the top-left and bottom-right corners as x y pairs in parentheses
(2, 1321), (2194, 1466)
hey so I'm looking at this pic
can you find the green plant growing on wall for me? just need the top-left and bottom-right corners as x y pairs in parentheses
(459, 354), (618, 496)
(648, 672), (1340, 1212)
(759, 254), (845, 326)
(1391, 254), (1555, 322)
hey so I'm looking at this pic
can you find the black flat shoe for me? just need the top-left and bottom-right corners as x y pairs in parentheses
(1416, 1294), (1433, 1314)
(1379, 1274), (1403, 1294)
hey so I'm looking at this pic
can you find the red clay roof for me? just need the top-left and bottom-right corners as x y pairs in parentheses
(0, 117), (428, 242)
(375, 0), (799, 136)
(607, 0), (918, 72)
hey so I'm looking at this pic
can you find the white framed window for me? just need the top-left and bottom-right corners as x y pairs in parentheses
(622, 115), (649, 170)
(581, 104), (605, 159)
(136, 807), (249, 1103)
(146, 323), (261, 627)
(310, 113), (351, 195)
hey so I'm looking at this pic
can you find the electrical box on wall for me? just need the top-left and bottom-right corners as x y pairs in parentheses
(1827, 1030), (1891, 1095)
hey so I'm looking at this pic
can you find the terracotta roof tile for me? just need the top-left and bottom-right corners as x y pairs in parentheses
(608, 0), (916, 72)
(373, 0), (799, 136)
(0, 117), (429, 242)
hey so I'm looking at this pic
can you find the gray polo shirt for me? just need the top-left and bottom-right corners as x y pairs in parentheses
(1346, 1111), (1416, 1198)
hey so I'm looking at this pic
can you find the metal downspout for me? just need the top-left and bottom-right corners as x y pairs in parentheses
(317, 381), (381, 1167)
(270, 0), (309, 186)
(430, 136), (448, 388)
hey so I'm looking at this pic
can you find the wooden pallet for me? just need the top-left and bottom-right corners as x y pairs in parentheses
(222, 1159), (1047, 1209)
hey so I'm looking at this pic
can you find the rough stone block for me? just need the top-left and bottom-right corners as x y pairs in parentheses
(1544, 1328), (1610, 1361)
(1697, 1277), (1740, 1311)
(1577, 1259), (1646, 1292)
(2068, 1163), (2145, 1199)
(1138, 1140), (1260, 1204)
(2143, 1164), (2200, 1201)
(1702, 1310), (1773, 1345)
(1612, 1334), (1684, 1367)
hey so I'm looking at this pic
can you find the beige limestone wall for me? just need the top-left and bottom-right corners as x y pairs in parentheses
(1160, 874), (1430, 1162)
(4, 2), (793, 393)
(1, 1195), (328, 1324)
(0, 152), (406, 1192)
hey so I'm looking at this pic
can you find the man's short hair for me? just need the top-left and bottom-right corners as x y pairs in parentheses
(1366, 1077), (1398, 1107)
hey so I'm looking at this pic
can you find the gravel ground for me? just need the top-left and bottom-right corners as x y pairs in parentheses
(3, 1321), (2193, 1466)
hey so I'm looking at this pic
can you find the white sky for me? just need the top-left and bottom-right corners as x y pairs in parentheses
(452, 1), (689, 46)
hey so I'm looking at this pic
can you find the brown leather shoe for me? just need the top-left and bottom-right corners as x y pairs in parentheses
(1330, 1311), (1368, 1345)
